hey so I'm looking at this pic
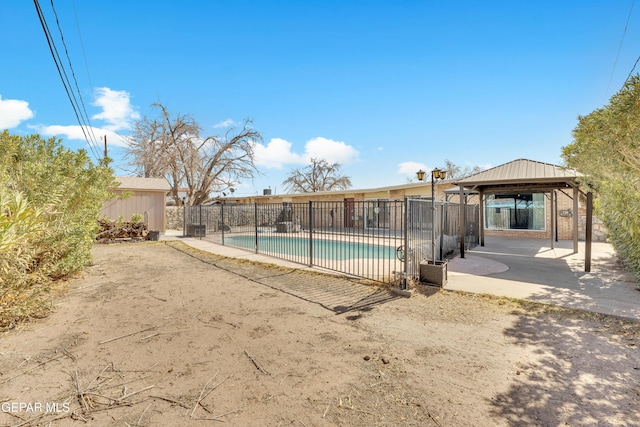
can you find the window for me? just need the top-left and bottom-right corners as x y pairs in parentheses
(485, 193), (545, 231)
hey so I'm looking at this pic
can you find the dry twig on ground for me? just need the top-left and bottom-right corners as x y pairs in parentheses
(244, 350), (269, 375)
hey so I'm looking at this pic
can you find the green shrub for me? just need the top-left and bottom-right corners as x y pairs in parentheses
(0, 188), (51, 326)
(0, 131), (116, 328)
(563, 75), (640, 280)
(599, 176), (640, 277)
(131, 213), (144, 224)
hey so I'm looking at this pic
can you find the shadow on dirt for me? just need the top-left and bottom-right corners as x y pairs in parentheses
(490, 312), (640, 425)
(166, 241), (401, 316)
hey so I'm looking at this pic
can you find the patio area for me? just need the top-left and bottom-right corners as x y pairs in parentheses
(447, 237), (640, 320)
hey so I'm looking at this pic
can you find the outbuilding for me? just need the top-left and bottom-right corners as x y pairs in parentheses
(101, 176), (171, 233)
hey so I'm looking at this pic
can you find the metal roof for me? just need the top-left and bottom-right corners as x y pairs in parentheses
(453, 159), (580, 189)
(114, 176), (171, 191)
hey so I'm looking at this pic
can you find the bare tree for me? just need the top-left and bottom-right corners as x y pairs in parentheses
(126, 103), (262, 205)
(282, 158), (352, 193)
(405, 160), (484, 183)
(444, 159), (484, 180)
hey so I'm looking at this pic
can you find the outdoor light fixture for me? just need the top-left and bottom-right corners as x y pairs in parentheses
(416, 167), (448, 264)
(415, 168), (447, 182)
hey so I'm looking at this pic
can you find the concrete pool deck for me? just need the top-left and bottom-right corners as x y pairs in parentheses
(162, 231), (640, 320)
(446, 238), (640, 320)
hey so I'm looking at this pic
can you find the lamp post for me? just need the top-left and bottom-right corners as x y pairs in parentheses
(417, 168), (447, 265)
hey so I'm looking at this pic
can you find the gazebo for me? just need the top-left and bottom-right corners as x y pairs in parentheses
(453, 159), (594, 271)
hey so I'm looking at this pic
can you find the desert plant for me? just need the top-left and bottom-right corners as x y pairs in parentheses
(563, 75), (640, 279)
(0, 130), (116, 328)
(131, 213), (144, 224)
(0, 187), (51, 327)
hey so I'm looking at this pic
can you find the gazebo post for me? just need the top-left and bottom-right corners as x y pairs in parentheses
(550, 190), (555, 250)
(572, 186), (579, 253)
(459, 185), (465, 258)
(479, 188), (485, 247)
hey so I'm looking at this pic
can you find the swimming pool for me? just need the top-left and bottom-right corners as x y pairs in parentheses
(223, 235), (397, 261)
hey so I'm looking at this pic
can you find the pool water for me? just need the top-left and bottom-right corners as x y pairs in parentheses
(224, 235), (396, 261)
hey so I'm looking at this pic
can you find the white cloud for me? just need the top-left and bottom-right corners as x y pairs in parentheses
(253, 138), (303, 169)
(37, 125), (130, 148)
(0, 95), (34, 128)
(303, 137), (359, 164)
(213, 119), (237, 128)
(14, 87), (135, 155)
(398, 161), (429, 177)
(91, 87), (140, 131)
(253, 136), (359, 169)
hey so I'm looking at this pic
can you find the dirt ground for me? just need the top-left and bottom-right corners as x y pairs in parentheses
(1, 241), (639, 427)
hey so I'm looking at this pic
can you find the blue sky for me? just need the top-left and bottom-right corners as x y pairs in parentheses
(2, 1), (639, 196)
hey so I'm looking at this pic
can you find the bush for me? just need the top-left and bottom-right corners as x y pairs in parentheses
(599, 175), (640, 277)
(0, 131), (116, 329)
(0, 189), (49, 325)
(563, 75), (640, 280)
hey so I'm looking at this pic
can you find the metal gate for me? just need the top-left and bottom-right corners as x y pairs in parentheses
(405, 199), (480, 281)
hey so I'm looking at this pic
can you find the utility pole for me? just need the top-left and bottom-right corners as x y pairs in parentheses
(103, 135), (107, 159)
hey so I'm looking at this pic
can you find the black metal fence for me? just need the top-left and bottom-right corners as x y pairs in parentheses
(184, 199), (478, 286)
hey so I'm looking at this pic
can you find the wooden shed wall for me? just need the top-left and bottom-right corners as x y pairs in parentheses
(101, 190), (167, 232)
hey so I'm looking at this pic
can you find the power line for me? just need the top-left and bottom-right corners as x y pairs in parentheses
(33, 0), (99, 159)
(625, 55), (640, 83)
(32, 0), (101, 160)
(49, 0), (100, 149)
(605, 0), (635, 97)
(72, 0), (95, 103)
